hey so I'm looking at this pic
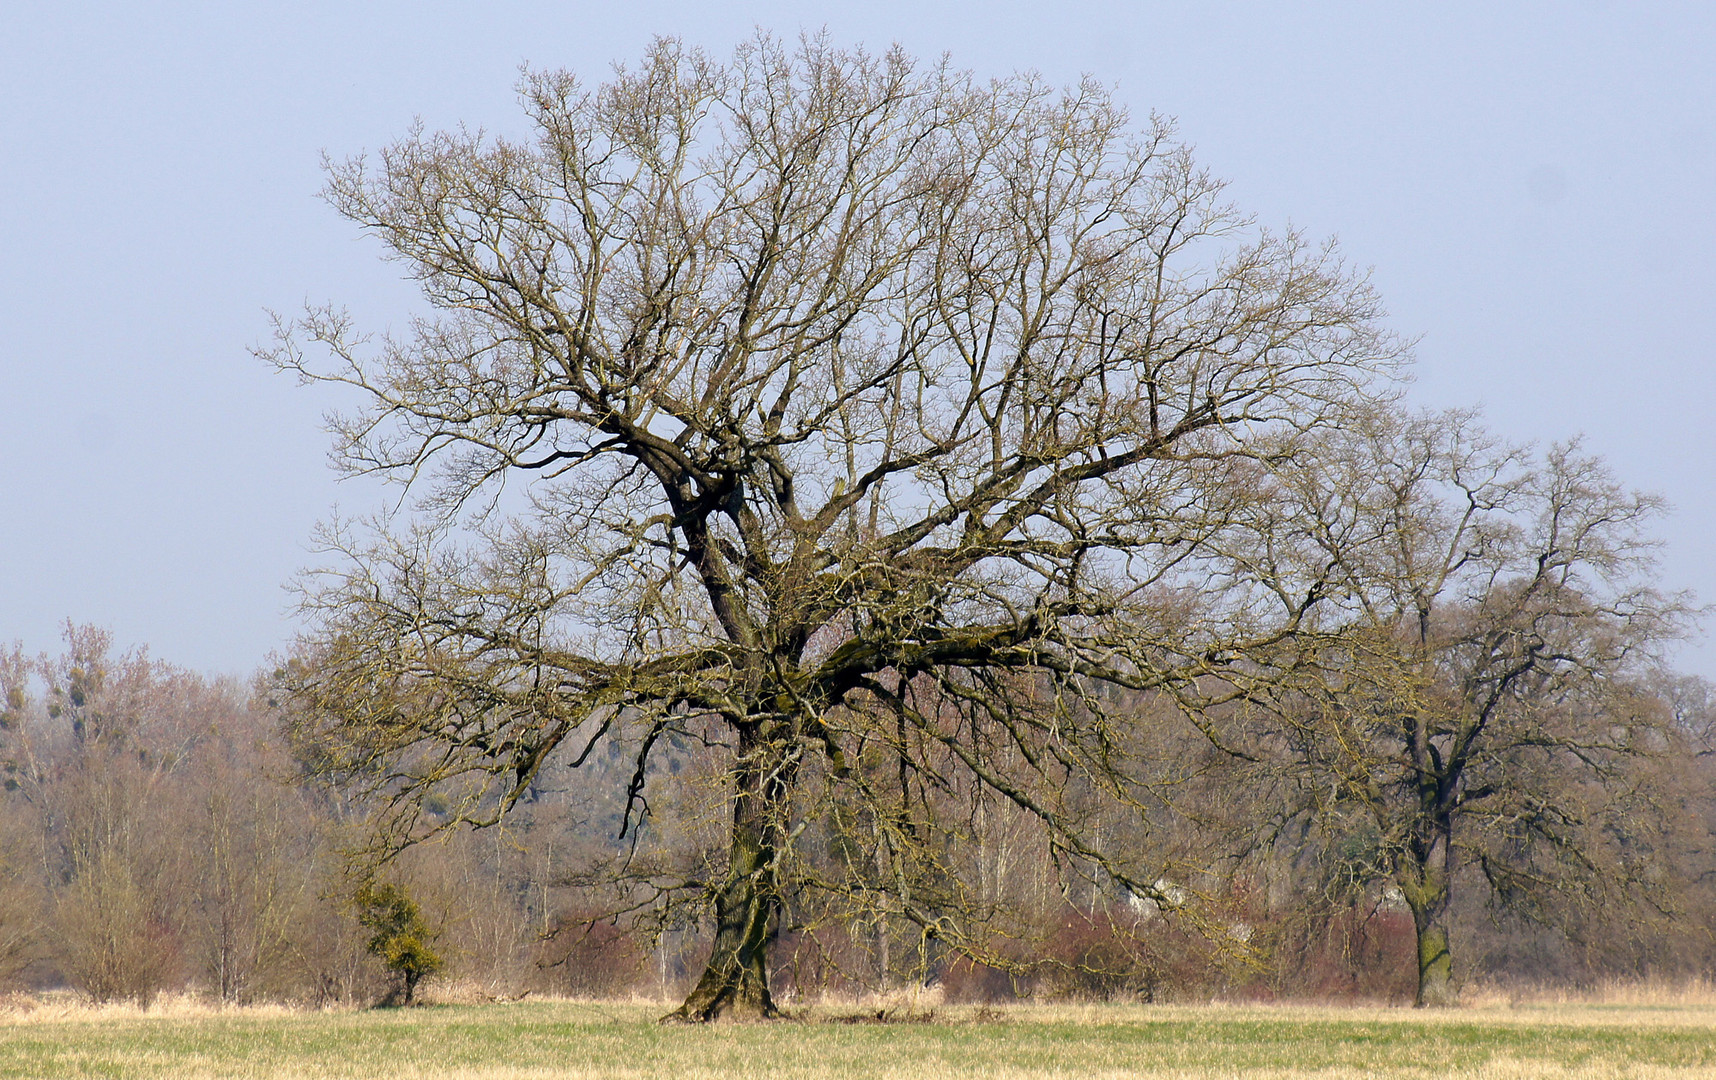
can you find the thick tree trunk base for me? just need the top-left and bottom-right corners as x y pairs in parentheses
(1414, 923), (1455, 1008)
(661, 858), (782, 1022)
(661, 992), (781, 1023)
(665, 723), (789, 1023)
(661, 958), (781, 1023)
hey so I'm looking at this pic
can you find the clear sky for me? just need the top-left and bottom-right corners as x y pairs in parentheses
(3, 1), (1713, 678)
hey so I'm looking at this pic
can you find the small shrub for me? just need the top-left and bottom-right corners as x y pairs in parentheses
(354, 882), (443, 1005)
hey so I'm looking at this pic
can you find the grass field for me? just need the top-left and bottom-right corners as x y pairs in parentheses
(2, 997), (1714, 1079)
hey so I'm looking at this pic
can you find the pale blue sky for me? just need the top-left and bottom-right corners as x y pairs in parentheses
(3, 1), (1713, 677)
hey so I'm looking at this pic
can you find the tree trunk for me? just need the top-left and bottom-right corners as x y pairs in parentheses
(1409, 895), (1455, 1007)
(402, 968), (421, 1006)
(665, 725), (786, 1022)
(1402, 823), (1456, 1007)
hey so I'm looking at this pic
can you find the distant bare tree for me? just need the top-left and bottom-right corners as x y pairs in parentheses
(8, 628), (339, 1005)
(1235, 410), (1696, 1005)
(190, 741), (319, 1004)
(267, 34), (1403, 1019)
(29, 631), (188, 1004)
(0, 647), (41, 985)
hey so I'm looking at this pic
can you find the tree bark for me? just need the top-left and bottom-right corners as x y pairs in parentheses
(1411, 903), (1455, 1007)
(665, 726), (786, 1022)
(1403, 824), (1456, 1007)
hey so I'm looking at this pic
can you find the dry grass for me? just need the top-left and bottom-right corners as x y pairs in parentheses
(1460, 978), (1716, 1009)
(0, 991), (1712, 1078)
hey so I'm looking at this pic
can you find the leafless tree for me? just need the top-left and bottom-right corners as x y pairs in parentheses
(266, 34), (1403, 1019)
(0, 647), (42, 984)
(1234, 409), (1696, 1005)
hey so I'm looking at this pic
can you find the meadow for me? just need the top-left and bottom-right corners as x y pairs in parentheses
(2, 995), (1715, 1080)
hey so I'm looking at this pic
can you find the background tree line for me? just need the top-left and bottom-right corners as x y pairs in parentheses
(0, 613), (1709, 1008)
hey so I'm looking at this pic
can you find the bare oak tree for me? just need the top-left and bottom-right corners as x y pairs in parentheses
(1240, 410), (1694, 1005)
(267, 35), (1401, 1020)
